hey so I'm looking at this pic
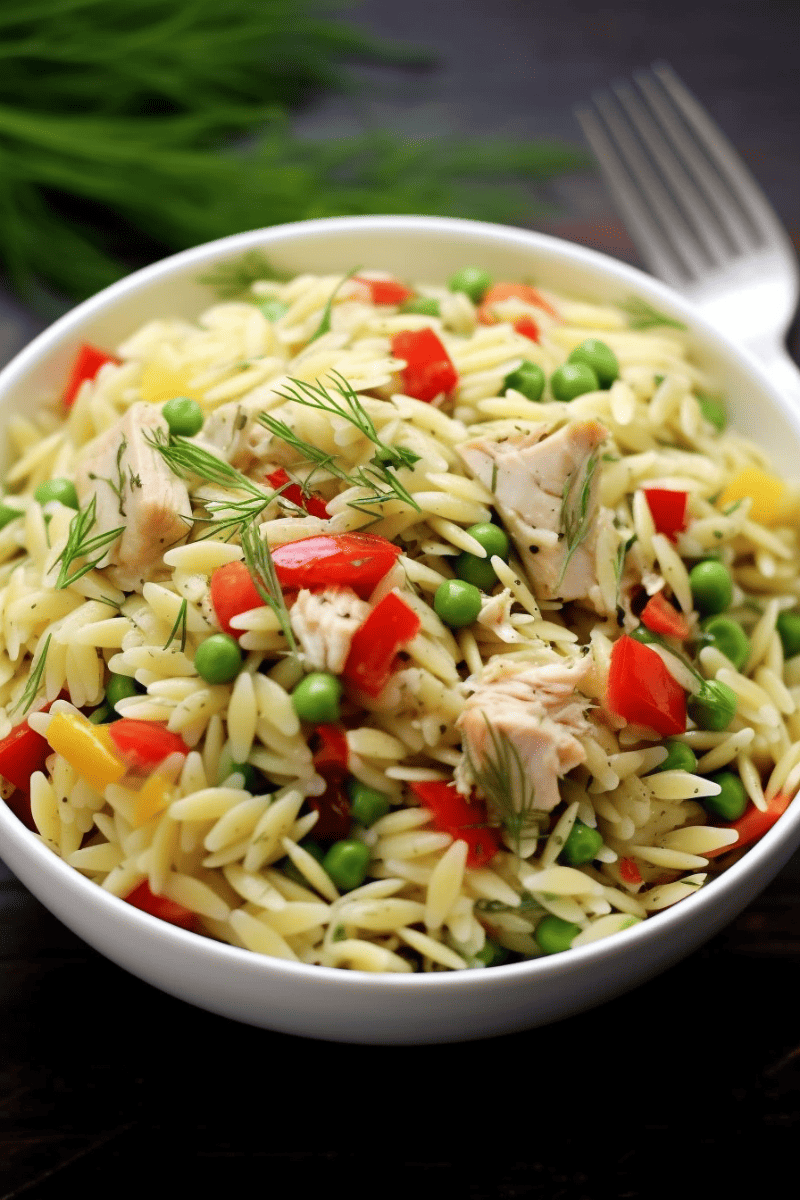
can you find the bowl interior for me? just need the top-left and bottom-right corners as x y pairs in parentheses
(1, 215), (799, 1043)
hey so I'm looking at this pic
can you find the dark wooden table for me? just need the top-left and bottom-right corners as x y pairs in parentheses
(2, 2), (799, 1194)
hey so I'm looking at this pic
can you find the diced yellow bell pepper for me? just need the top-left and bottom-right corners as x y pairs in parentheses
(718, 467), (794, 527)
(133, 773), (173, 828)
(47, 712), (126, 792)
(139, 358), (205, 404)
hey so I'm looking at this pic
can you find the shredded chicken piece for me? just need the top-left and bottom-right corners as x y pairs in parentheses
(456, 656), (591, 819)
(74, 402), (191, 590)
(290, 587), (371, 674)
(459, 419), (611, 610)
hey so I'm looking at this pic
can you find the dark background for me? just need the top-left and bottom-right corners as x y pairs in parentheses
(1, 2), (799, 1195)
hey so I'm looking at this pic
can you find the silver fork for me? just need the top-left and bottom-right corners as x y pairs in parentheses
(576, 62), (800, 401)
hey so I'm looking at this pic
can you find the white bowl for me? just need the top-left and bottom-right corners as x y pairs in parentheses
(1, 215), (798, 1044)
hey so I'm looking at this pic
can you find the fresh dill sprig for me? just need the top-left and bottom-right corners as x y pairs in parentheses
(53, 495), (124, 589)
(307, 268), (360, 342)
(613, 530), (636, 596)
(466, 718), (548, 855)
(145, 428), (282, 540)
(163, 598), (188, 653)
(261, 372), (421, 512)
(620, 297), (687, 331)
(557, 448), (599, 588)
(239, 522), (297, 657)
(12, 634), (52, 717)
(198, 251), (287, 300)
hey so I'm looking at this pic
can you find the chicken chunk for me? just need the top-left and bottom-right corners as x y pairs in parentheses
(290, 587), (371, 675)
(459, 420), (609, 609)
(74, 403), (191, 590)
(456, 656), (591, 846)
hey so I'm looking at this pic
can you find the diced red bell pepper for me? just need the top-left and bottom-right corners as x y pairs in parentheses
(312, 724), (350, 774)
(0, 716), (53, 795)
(272, 533), (402, 601)
(640, 593), (691, 640)
(125, 880), (198, 931)
(352, 276), (414, 306)
(266, 468), (329, 519)
(606, 634), (687, 736)
(410, 780), (500, 868)
(513, 315), (540, 342)
(390, 328), (458, 403)
(62, 343), (121, 409)
(210, 561), (264, 638)
(643, 488), (688, 543)
(107, 720), (188, 773)
(703, 791), (792, 859)
(342, 592), (421, 698)
(477, 282), (560, 325)
(618, 857), (643, 885)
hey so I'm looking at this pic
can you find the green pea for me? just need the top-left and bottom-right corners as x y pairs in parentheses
(689, 560), (733, 616)
(503, 360), (546, 403)
(347, 779), (391, 827)
(433, 579), (482, 628)
(291, 671), (342, 724)
(703, 771), (748, 821)
(34, 478), (78, 509)
(105, 673), (140, 711)
(454, 526), (508, 593)
(0, 501), (23, 530)
(535, 915), (581, 955)
(217, 745), (260, 792)
(688, 679), (737, 731)
(466, 522), (510, 561)
(448, 266), (492, 304)
(559, 819), (603, 867)
(776, 611), (800, 659)
(567, 338), (619, 388)
(162, 396), (204, 437)
(257, 298), (290, 322)
(650, 738), (697, 775)
(550, 361), (600, 402)
(471, 938), (509, 968)
(88, 702), (114, 724)
(454, 552), (498, 591)
(697, 393), (727, 432)
(323, 839), (372, 891)
(400, 297), (441, 317)
(699, 615), (750, 671)
(194, 633), (243, 684)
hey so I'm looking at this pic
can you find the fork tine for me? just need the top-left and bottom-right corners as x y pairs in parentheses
(574, 103), (693, 288)
(649, 62), (789, 250)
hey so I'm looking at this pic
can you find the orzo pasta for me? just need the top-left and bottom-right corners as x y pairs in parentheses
(0, 262), (797, 972)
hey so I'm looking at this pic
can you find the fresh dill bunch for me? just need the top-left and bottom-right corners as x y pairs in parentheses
(0, 2), (585, 308)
